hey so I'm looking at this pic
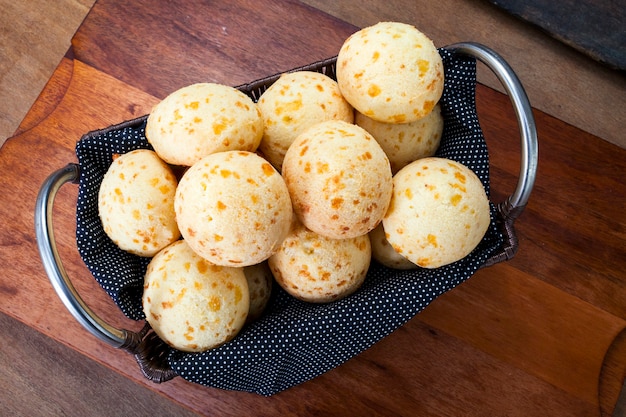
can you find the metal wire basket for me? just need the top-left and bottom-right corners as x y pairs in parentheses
(35, 42), (537, 395)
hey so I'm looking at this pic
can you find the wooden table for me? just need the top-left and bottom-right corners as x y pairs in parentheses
(1, 0), (625, 415)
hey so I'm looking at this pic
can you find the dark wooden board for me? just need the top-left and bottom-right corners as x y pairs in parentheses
(486, 0), (626, 70)
(70, 0), (358, 99)
(0, 312), (201, 417)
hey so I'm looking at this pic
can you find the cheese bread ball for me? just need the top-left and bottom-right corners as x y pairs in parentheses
(268, 220), (371, 303)
(337, 22), (444, 124)
(175, 151), (293, 267)
(243, 261), (273, 323)
(282, 120), (392, 239)
(98, 149), (180, 257)
(355, 104), (443, 174)
(383, 157), (491, 268)
(146, 83), (263, 166)
(143, 240), (249, 352)
(369, 223), (417, 270)
(257, 71), (354, 171)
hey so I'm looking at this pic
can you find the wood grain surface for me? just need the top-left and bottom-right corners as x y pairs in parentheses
(1, 0), (625, 416)
(0, 0), (94, 145)
(70, 0), (357, 99)
(0, 312), (200, 417)
(2, 0), (625, 149)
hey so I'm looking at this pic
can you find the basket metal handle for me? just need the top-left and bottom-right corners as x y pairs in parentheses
(35, 163), (179, 382)
(447, 42), (538, 266)
(448, 42), (538, 212)
(34, 163), (138, 349)
(33, 42), (537, 369)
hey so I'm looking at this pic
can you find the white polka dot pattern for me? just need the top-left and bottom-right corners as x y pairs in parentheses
(74, 49), (504, 395)
(76, 117), (152, 320)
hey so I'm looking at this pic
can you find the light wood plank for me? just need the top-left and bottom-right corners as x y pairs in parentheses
(0, 0), (95, 144)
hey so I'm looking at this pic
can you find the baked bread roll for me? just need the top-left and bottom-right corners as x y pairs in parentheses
(336, 22), (444, 124)
(282, 120), (392, 239)
(383, 157), (490, 268)
(257, 71), (354, 171)
(369, 223), (417, 270)
(243, 261), (273, 323)
(143, 240), (249, 352)
(145, 83), (263, 166)
(268, 220), (371, 303)
(355, 104), (443, 174)
(175, 151), (292, 267)
(98, 149), (180, 257)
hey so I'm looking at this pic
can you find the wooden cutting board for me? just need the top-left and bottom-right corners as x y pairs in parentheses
(1, 0), (625, 415)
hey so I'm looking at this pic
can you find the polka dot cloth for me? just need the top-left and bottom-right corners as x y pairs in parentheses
(74, 49), (504, 395)
(76, 117), (152, 320)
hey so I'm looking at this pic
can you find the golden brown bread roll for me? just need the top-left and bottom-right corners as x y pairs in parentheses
(243, 261), (273, 323)
(336, 22), (444, 124)
(142, 240), (249, 352)
(268, 220), (371, 303)
(282, 120), (392, 239)
(98, 149), (180, 257)
(257, 71), (354, 171)
(146, 83), (263, 166)
(175, 151), (292, 267)
(383, 157), (490, 268)
(355, 104), (443, 174)
(369, 223), (418, 270)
